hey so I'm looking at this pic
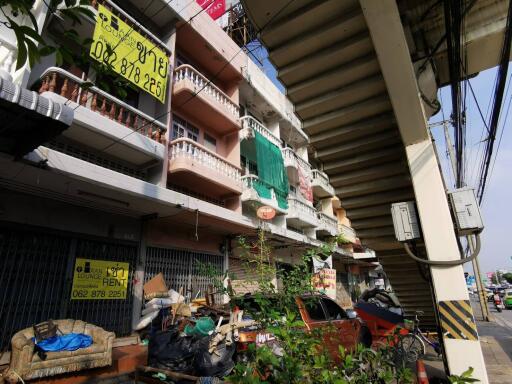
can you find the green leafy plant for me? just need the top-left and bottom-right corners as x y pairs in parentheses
(1, 0), (94, 69)
(448, 367), (479, 383)
(1, 1), (135, 99)
(209, 230), (415, 383)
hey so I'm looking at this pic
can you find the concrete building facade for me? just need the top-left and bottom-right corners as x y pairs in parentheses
(0, 0), (368, 355)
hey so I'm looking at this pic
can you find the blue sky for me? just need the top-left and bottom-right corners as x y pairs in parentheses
(251, 47), (511, 275)
(430, 67), (512, 275)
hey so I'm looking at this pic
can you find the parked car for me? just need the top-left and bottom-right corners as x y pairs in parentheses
(504, 290), (512, 309)
(232, 293), (372, 362)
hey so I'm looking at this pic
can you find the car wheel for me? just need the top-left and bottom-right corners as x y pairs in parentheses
(358, 326), (372, 348)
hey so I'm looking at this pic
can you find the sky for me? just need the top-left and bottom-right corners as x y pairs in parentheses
(429, 67), (512, 275)
(250, 47), (511, 276)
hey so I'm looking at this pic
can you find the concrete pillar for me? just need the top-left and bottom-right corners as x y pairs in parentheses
(131, 221), (147, 331)
(406, 140), (488, 381)
(160, 29), (177, 188)
(360, 0), (488, 381)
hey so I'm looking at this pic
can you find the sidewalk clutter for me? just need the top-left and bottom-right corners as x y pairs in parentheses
(0, 279), (471, 383)
(137, 273), (256, 380)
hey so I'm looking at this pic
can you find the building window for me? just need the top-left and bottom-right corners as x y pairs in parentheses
(176, 54), (189, 67)
(204, 133), (217, 152)
(241, 156), (258, 175)
(172, 115), (199, 142)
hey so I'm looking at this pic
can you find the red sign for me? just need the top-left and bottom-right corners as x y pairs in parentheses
(196, 0), (226, 20)
(257, 206), (276, 220)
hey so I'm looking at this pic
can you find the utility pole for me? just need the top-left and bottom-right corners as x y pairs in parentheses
(439, 120), (491, 321)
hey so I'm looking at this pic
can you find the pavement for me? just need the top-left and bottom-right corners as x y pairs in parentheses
(471, 296), (512, 384)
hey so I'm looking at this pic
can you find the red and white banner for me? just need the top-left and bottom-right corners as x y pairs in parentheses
(196, 0), (226, 20)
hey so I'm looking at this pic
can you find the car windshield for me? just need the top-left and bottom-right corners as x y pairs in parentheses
(233, 295), (300, 319)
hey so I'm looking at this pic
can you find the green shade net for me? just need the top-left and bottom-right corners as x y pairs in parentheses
(254, 131), (289, 209)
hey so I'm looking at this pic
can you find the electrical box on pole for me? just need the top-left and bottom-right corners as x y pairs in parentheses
(391, 201), (421, 242)
(448, 188), (484, 235)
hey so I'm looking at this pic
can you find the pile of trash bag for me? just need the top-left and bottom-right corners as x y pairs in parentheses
(148, 325), (235, 378)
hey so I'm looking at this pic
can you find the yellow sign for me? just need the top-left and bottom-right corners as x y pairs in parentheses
(90, 4), (169, 103)
(71, 258), (129, 300)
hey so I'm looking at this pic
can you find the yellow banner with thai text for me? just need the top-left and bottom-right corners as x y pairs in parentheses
(90, 4), (169, 103)
(71, 258), (129, 300)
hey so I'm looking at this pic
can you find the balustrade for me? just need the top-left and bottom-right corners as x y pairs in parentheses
(174, 65), (239, 119)
(240, 116), (282, 147)
(37, 68), (166, 144)
(318, 211), (339, 234)
(169, 138), (242, 185)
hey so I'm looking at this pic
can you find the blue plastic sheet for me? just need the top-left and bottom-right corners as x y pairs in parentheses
(34, 333), (93, 352)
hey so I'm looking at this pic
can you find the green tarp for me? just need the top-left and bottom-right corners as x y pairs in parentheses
(253, 131), (289, 209)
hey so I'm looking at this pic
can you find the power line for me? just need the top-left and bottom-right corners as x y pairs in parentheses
(66, 0), (203, 112)
(96, 0), (297, 154)
(477, 0), (512, 203)
(484, 78), (512, 203)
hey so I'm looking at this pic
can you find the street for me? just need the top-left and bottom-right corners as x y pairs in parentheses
(471, 296), (512, 383)
(490, 304), (512, 330)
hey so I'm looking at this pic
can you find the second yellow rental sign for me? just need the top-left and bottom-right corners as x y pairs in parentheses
(90, 4), (169, 103)
(71, 258), (130, 300)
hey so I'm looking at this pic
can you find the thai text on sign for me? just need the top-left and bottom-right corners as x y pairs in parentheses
(313, 268), (336, 300)
(196, 0), (226, 20)
(71, 258), (129, 300)
(90, 4), (169, 103)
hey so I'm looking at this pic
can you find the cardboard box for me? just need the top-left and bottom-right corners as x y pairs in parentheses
(143, 273), (168, 300)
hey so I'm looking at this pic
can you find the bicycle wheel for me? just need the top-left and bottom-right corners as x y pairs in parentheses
(397, 334), (426, 364)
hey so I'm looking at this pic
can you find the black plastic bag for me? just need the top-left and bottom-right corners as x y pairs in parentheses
(193, 336), (235, 378)
(148, 328), (195, 373)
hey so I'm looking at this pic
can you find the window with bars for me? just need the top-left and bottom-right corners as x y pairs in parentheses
(241, 156), (258, 175)
(172, 115), (199, 142)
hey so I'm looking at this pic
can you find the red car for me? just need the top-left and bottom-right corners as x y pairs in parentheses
(234, 294), (372, 361)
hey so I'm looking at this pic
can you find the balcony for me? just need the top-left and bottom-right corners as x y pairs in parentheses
(0, 39), (17, 80)
(339, 224), (357, 244)
(281, 147), (311, 184)
(240, 116), (282, 147)
(173, 65), (240, 134)
(37, 68), (166, 164)
(168, 138), (242, 198)
(241, 174), (287, 214)
(311, 169), (335, 198)
(286, 197), (318, 228)
(317, 212), (339, 237)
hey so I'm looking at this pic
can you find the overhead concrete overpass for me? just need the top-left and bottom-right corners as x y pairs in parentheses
(241, 0), (510, 381)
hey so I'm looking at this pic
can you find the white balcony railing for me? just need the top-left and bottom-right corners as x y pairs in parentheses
(339, 224), (357, 243)
(174, 64), (239, 120)
(318, 212), (339, 235)
(282, 147), (298, 169)
(0, 40), (16, 78)
(282, 147), (311, 173)
(311, 169), (335, 196)
(169, 138), (242, 185)
(287, 197), (318, 224)
(240, 116), (282, 147)
(312, 169), (329, 185)
(37, 67), (166, 143)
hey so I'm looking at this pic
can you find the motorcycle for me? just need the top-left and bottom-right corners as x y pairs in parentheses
(494, 296), (505, 312)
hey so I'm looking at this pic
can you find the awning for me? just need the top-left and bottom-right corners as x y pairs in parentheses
(0, 76), (73, 158)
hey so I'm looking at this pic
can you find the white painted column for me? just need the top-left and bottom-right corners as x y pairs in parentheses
(406, 140), (488, 381)
(360, 0), (488, 381)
